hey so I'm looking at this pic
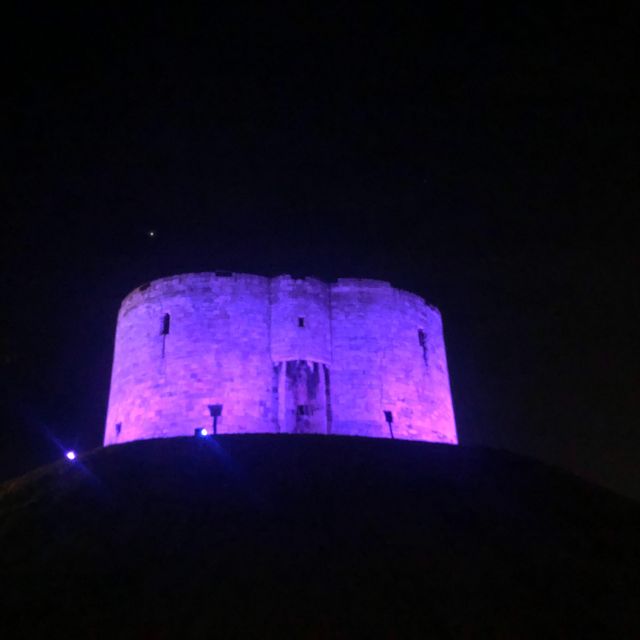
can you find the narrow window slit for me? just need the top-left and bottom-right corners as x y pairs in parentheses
(418, 329), (428, 366)
(162, 313), (171, 335)
(161, 313), (171, 358)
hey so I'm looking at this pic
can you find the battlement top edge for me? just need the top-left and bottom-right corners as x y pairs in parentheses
(119, 272), (436, 311)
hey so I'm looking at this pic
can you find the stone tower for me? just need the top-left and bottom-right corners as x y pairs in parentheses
(104, 273), (457, 445)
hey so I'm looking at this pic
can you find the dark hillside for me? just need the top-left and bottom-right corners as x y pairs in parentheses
(1, 435), (639, 637)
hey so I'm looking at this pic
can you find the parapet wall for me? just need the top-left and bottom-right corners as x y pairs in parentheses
(105, 273), (457, 445)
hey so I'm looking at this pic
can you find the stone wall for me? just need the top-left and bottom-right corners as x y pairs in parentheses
(104, 272), (457, 445)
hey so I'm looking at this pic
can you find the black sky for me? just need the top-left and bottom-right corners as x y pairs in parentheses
(2, 4), (639, 497)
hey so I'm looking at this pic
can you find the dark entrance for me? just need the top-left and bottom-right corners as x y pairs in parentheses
(272, 360), (331, 433)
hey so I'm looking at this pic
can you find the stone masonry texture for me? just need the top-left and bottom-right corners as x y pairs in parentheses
(104, 273), (457, 445)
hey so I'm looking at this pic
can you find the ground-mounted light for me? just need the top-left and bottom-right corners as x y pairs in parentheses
(194, 427), (209, 437)
(65, 450), (77, 461)
(208, 404), (223, 435)
(383, 411), (394, 439)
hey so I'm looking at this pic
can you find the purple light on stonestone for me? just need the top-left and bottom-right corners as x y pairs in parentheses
(104, 273), (458, 446)
(65, 450), (77, 461)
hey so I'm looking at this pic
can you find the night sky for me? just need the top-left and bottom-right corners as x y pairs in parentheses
(3, 5), (638, 497)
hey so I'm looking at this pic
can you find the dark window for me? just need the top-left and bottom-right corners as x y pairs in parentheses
(161, 313), (171, 335)
(298, 317), (305, 327)
(418, 329), (428, 366)
(297, 404), (310, 416)
(115, 422), (122, 436)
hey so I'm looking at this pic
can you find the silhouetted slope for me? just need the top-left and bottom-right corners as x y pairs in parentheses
(1, 435), (639, 638)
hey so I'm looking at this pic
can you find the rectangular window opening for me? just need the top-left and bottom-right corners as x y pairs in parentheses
(298, 317), (305, 328)
(161, 313), (171, 336)
(418, 328), (428, 366)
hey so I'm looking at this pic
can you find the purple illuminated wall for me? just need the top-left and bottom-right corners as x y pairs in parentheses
(104, 273), (457, 445)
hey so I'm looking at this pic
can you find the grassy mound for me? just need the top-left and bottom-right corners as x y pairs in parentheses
(1, 435), (638, 637)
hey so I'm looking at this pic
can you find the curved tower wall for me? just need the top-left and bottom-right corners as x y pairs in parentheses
(105, 272), (457, 446)
(105, 273), (274, 444)
(329, 280), (455, 442)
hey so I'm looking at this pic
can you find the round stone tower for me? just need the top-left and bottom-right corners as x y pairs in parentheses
(104, 272), (457, 445)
